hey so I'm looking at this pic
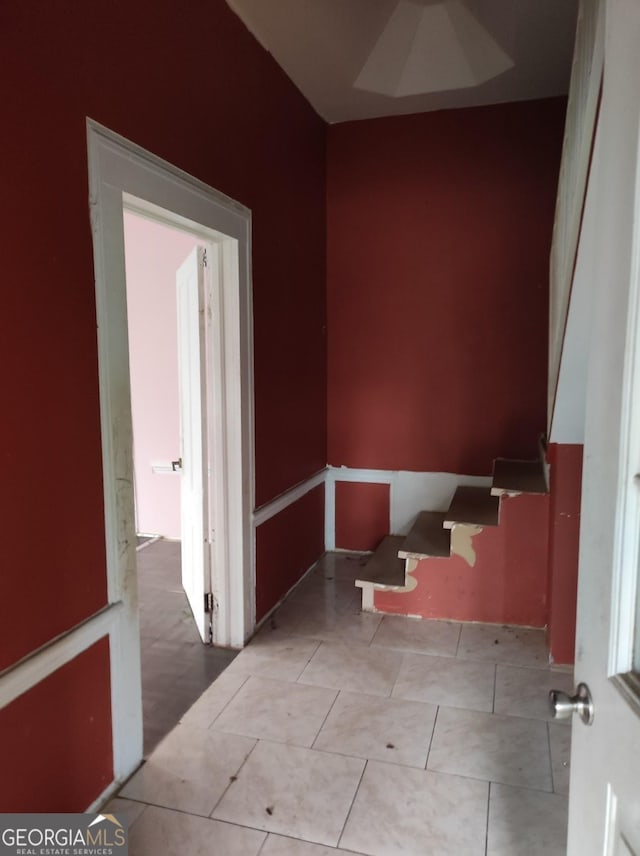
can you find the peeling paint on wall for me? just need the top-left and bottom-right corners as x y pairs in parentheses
(450, 524), (483, 567)
(401, 557), (419, 591)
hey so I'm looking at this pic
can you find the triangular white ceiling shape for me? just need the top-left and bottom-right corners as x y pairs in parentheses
(225, 0), (578, 123)
(354, 0), (514, 97)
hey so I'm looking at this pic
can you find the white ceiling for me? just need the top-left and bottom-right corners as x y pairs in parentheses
(226, 0), (579, 123)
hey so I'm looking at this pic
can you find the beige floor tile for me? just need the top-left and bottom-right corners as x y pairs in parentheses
(212, 676), (337, 746)
(428, 707), (552, 791)
(273, 599), (382, 645)
(487, 783), (568, 855)
(340, 761), (489, 856)
(371, 615), (461, 657)
(128, 804), (266, 855)
(310, 553), (368, 582)
(180, 669), (249, 729)
(261, 834), (365, 855)
(120, 723), (256, 815)
(313, 690), (437, 767)
(225, 629), (321, 682)
(293, 574), (361, 609)
(298, 642), (402, 697)
(102, 796), (147, 828)
(213, 740), (365, 846)
(458, 624), (549, 668)
(494, 665), (574, 723)
(392, 652), (495, 712)
(549, 722), (572, 795)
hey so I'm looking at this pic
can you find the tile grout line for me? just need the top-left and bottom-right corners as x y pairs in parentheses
(484, 781), (492, 856)
(546, 721), (556, 793)
(208, 738), (260, 819)
(387, 651), (406, 698)
(203, 673), (251, 730)
(454, 622), (463, 657)
(492, 663), (497, 713)
(310, 688), (342, 749)
(424, 705), (440, 771)
(336, 759), (368, 850)
(255, 829), (269, 855)
(292, 639), (323, 683)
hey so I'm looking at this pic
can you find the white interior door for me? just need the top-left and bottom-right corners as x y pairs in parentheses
(564, 1), (640, 851)
(176, 246), (211, 643)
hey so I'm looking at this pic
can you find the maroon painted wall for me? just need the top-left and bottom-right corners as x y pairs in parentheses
(256, 486), (325, 621)
(1, 0), (326, 666)
(547, 443), (583, 664)
(0, 640), (113, 811)
(1, 0), (325, 809)
(327, 98), (566, 474)
(335, 482), (390, 551)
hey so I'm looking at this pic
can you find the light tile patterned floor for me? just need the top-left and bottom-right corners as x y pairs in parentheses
(137, 539), (237, 754)
(112, 552), (572, 855)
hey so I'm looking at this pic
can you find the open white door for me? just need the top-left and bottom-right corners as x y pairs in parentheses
(561, 1), (640, 851)
(176, 246), (211, 643)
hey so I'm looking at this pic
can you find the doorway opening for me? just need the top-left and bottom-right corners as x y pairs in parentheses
(87, 120), (255, 782)
(122, 210), (238, 754)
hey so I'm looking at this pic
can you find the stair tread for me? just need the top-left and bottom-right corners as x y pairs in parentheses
(398, 511), (451, 559)
(491, 457), (548, 495)
(356, 535), (405, 588)
(443, 485), (499, 529)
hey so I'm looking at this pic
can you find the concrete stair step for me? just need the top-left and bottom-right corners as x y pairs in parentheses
(491, 457), (548, 496)
(355, 535), (406, 589)
(398, 511), (451, 560)
(443, 485), (499, 530)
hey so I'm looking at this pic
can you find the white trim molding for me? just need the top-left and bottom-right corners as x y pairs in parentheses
(253, 469), (326, 527)
(0, 604), (123, 712)
(325, 466), (492, 550)
(86, 119), (255, 786)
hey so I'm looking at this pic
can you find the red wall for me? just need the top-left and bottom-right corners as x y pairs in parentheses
(1, 0), (326, 809)
(256, 486), (325, 621)
(547, 444), (583, 664)
(335, 482), (390, 551)
(1, 0), (326, 667)
(327, 98), (565, 475)
(0, 639), (113, 811)
(374, 493), (550, 627)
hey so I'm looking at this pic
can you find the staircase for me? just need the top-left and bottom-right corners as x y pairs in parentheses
(355, 456), (548, 615)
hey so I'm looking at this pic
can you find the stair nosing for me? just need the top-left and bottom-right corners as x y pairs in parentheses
(443, 485), (500, 529)
(355, 534), (406, 589)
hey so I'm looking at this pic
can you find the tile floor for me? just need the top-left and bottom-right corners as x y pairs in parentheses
(137, 538), (237, 755)
(112, 552), (572, 855)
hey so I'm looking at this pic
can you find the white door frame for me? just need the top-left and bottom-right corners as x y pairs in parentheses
(87, 119), (255, 782)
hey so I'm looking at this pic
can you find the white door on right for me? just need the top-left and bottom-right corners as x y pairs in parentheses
(566, 0), (640, 852)
(176, 246), (212, 644)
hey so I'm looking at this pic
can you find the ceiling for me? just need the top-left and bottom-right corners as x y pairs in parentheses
(226, 0), (579, 124)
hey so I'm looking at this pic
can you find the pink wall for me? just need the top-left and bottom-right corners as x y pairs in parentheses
(327, 98), (565, 475)
(1, 0), (326, 809)
(124, 211), (201, 539)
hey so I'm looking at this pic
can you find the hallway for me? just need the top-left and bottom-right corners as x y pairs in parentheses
(111, 552), (572, 855)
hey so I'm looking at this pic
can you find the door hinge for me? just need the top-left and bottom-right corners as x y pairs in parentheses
(204, 592), (214, 613)
(202, 248), (208, 268)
